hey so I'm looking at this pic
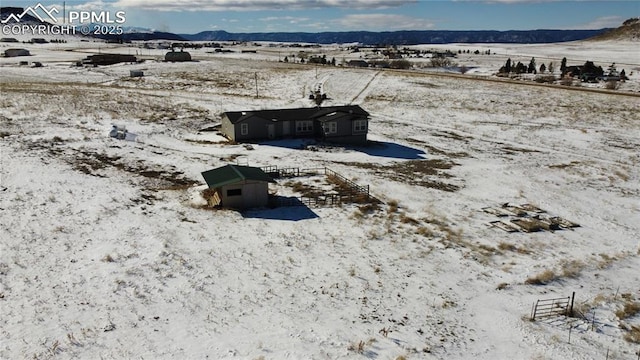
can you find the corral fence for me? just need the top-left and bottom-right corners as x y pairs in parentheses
(262, 165), (381, 208)
(261, 166), (322, 178)
(270, 194), (354, 208)
(531, 292), (575, 320)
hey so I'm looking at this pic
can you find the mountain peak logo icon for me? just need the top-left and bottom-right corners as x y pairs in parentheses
(1, 3), (59, 24)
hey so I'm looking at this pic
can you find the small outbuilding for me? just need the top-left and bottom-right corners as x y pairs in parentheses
(165, 50), (191, 62)
(201, 165), (275, 209)
(130, 70), (144, 77)
(4, 48), (30, 57)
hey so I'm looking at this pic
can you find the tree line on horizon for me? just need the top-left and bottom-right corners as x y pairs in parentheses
(498, 57), (628, 82)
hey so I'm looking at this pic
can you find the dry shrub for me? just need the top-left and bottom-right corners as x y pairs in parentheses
(535, 75), (556, 83)
(347, 340), (365, 353)
(400, 214), (419, 225)
(597, 253), (619, 269)
(615, 301), (640, 320)
(388, 199), (399, 213)
(524, 269), (557, 285)
(416, 226), (434, 237)
(358, 202), (380, 214)
(351, 209), (365, 220)
(477, 244), (498, 255)
(560, 77), (574, 86)
(605, 80), (619, 90)
(614, 170), (629, 181)
(624, 325), (640, 344)
(560, 259), (585, 278)
(498, 242), (516, 252)
(291, 181), (306, 193)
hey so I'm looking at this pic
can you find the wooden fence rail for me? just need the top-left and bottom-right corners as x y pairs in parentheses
(262, 165), (381, 208)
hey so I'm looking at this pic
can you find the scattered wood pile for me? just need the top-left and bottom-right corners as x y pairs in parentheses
(484, 203), (579, 233)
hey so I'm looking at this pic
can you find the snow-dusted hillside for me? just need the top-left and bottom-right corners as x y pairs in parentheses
(1, 39), (639, 359)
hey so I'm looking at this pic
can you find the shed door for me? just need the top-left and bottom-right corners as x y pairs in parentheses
(282, 121), (290, 136)
(268, 124), (275, 139)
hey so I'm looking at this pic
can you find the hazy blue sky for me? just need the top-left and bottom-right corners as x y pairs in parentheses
(4, 0), (639, 34)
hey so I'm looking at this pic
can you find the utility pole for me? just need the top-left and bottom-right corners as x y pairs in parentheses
(254, 72), (258, 98)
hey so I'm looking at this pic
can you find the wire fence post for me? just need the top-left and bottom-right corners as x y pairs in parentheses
(570, 292), (575, 317)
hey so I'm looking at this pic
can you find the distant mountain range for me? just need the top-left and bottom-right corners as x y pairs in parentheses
(179, 29), (612, 45)
(0, 6), (622, 44)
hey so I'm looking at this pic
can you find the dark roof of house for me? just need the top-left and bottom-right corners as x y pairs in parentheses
(223, 105), (369, 124)
(201, 164), (275, 189)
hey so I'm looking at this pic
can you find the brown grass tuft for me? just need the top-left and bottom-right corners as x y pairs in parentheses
(524, 269), (557, 285)
(388, 199), (399, 213)
(615, 301), (640, 320)
(560, 259), (585, 278)
(400, 214), (419, 225)
(623, 325), (640, 344)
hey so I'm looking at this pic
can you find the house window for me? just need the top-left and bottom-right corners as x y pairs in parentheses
(240, 123), (249, 136)
(324, 122), (337, 134)
(296, 120), (313, 133)
(227, 188), (242, 197)
(353, 119), (367, 133)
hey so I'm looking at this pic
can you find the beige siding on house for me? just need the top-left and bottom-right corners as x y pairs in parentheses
(220, 115), (236, 141)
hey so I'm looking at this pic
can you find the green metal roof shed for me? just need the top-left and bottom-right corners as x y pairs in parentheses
(201, 165), (275, 189)
(201, 165), (276, 209)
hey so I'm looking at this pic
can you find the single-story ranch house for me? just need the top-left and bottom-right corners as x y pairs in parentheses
(220, 105), (370, 145)
(201, 164), (275, 209)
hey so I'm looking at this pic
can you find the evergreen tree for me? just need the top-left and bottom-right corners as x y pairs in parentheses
(620, 69), (627, 80)
(539, 63), (546, 73)
(560, 57), (567, 76)
(528, 57), (536, 74)
(505, 58), (512, 73)
(548, 62), (554, 74)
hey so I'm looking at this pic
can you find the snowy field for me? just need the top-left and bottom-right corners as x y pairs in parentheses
(1, 38), (639, 359)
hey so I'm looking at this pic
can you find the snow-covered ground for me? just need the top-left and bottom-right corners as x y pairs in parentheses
(1, 38), (639, 359)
